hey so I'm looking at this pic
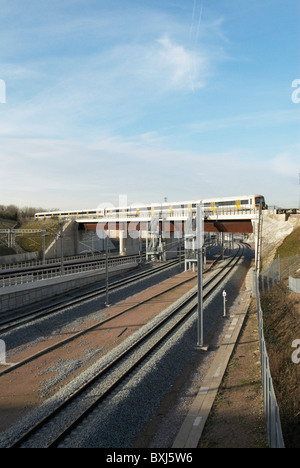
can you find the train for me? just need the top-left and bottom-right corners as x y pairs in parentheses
(34, 195), (267, 220)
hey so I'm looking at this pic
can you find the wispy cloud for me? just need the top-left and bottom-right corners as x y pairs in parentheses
(0, 132), (282, 208)
(155, 36), (208, 91)
(186, 109), (300, 133)
(1, 0), (298, 209)
(272, 147), (300, 178)
(0, 34), (216, 139)
(0, 0), (234, 160)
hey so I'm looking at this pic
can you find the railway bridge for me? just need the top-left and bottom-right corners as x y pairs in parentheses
(77, 208), (259, 260)
(81, 209), (257, 235)
(34, 197), (263, 260)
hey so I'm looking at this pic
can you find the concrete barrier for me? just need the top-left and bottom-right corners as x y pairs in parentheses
(0, 251), (39, 265)
(289, 276), (300, 294)
(0, 262), (138, 313)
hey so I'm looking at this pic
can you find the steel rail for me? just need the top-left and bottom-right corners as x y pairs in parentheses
(0, 258), (180, 333)
(0, 251), (224, 374)
(0, 253), (145, 278)
(7, 245), (245, 448)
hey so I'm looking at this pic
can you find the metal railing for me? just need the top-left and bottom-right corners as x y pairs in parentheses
(260, 254), (300, 293)
(254, 270), (285, 448)
(0, 256), (139, 289)
(37, 207), (258, 221)
(0, 252), (110, 271)
(102, 207), (258, 219)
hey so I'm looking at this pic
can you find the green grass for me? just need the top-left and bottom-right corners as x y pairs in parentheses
(275, 226), (300, 259)
(15, 220), (61, 252)
(0, 219), (18, 255)
(0, 218), (17, 229)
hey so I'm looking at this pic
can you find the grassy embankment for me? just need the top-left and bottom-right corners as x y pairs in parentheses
(17, 220), (61, 253)
(260, 225), (300, 448)
(0, 218), (61, 255)
(0, 219), (17, 256)
(199, 226), (300, 448)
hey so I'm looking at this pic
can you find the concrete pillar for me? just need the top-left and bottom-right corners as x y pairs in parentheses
(252, 220), (258, 270)
(163, 234), (179, 260)
(119, 230), (140, 256)
(119, 230), (126, 256)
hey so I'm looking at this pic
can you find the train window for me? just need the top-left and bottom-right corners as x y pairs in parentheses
(241, 200), (249, 205)
(255, 196), (265, 207)
(218, 201), (235, 207)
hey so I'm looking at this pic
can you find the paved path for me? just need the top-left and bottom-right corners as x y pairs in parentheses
(172, 269), (253, 448)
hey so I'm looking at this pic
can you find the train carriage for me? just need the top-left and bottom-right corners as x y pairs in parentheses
(34, 195), (266, 220)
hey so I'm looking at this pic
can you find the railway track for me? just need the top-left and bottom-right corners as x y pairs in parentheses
(0, 257), (180, 333)
(0, 253), (145, 288)
(0, 251), (132, 276)
(0, 251), (223, 375)
(5, 244), (245, 448)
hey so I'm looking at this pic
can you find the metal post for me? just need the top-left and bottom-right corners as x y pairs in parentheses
(105, 235), (110, 307)
(196, 204), (208, 351)
(139, 231), (143, 264)
(8, 229), (12, 249)
(42, 227), (46, 264)
(146, 228), (149, 262)
(256, 201), (263, 274)
(221, 232), (225, 261)
(223, 290), (227, 317)
(60, 222), (64, 276)
(197, 245), (204, 347)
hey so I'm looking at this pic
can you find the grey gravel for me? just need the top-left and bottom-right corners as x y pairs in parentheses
(0, 247), (252, 448)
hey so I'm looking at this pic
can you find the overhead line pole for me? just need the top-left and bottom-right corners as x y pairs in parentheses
(196, 204), (208, 351)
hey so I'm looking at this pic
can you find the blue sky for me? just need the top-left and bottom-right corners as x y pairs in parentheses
(0, 0), (299, 210)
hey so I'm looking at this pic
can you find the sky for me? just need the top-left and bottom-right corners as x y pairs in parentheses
(0, 0), (299, 210)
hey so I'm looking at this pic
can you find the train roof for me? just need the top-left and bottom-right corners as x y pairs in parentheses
(35, 195), (265, 216)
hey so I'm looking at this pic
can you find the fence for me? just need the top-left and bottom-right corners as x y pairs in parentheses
(260, 254), (300, 293)
(0, 255), (140, 289)
(254, 270), (285, 448)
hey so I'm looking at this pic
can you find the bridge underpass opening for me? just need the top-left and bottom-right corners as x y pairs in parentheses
(79, 219), (254, 259)
(82, 219), (254, 235)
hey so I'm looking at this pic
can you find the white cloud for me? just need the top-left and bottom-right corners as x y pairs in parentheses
(155, 36), (207, 91)
(0, 35), (213, 140)
(187, 109), (300, 133)
(272, 150), (300, 177)
(0, 130), (297, 209)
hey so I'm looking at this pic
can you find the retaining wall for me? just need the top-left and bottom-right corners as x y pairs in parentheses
(0, 262), (138, 313)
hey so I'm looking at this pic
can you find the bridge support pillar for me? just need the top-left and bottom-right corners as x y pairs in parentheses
(119, 231), (140, 256)
(161, 235), (179, 261)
